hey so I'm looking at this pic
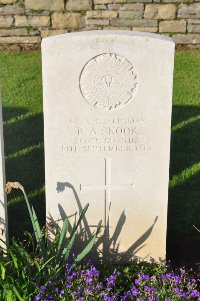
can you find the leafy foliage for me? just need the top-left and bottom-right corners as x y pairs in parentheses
(0, 182), (102, 300)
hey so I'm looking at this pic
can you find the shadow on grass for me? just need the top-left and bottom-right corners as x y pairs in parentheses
(2, 105), (200, 264)
(167, 105), (200, 264)
(2, 107), (45, 240)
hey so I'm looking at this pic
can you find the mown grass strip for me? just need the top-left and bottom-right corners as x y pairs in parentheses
(170, 162), (200, 188)
(3, 112), (36, 126)
(8, 185), (45, 206)
(172, 115), (200, 132)
(5, 142), (44, 160)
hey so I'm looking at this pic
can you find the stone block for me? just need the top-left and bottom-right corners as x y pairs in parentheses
(119, 11), (142, 18)
(0, 0), (16, 3)
(120, 3), (144, 10)
(188, 19), (200, 33)
(94, 0), (125, 4)
(84, 24), (99, 30)
(40, 29), (68, 38)
(28, 29), (40, 36)
(14, 15), (27, 27)
(0, 36), (41, 43)
(0, 4), (24, 15)
(103, 25), (131, 30)
(15, 15), (50, 27)
(86, 10), (117, 18)
(94, 0), (112, 3)
(25, 0), (64, 11)
(101, 10), (118, 18)
(159, 20), (186, 33)
(86, 18), (109, 25)
(158, 4), (176, 19)
(132, 26), (158, 32)
(95, 4), (107, 9)
(127, 0), (152, 3)
(29, 16), (50, 27)
(0, 28), (28, 36)
(144, 4), (157, 19)
(110, 18), (157, 27)
(178, 3), (200, 19)
(52, 13), (84, 30)
(173, 34), (200, 44)
(144, 4), (176, 20)
(162, 0), (188, 2)
(66, 0), (91, 11)
(0, 15), (13, 27)
(108, 4), (121, 10)
(26, 11), (50, 16)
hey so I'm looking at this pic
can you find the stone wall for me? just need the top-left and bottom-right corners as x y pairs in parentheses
(0, 0), (200, 50)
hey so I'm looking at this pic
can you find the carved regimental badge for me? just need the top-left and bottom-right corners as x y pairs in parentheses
(80, 53), (138, 111)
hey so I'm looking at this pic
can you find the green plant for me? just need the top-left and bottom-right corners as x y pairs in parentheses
(0, 182), (102, 301)
(26, 25), (37, 33)
(174, 2), (180, 8)
(0, 235), (37, 301)
(157, 18), (164, 24)
(80, 10), (86, 16)
(168, 32), (176, 37)
(17, 0), (25, 8)
(186, 0), (194, 5)
(28, 9), (45, 14)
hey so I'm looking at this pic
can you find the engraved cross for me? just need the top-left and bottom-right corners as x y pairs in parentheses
(80, 158), (134, 227)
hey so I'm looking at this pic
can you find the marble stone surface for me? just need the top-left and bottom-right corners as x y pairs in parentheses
(42, 31), (175, 262)
(0, 100), (7, 248)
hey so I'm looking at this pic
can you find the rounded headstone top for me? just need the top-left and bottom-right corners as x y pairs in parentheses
(42, 30), (175, 46)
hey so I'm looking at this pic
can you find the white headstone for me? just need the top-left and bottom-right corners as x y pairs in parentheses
(42, 31), (175, 262)
(0, 99), (7, 248)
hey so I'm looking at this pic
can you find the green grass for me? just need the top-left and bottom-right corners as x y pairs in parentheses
(168, 51), (200, 264)
(0, 51), (200, 264)
(0, 51), (45, 236)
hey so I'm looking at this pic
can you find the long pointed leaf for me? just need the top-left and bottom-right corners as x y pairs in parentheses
(56, 219), (68, 261)
(0, 262), (5, 280)
(32, 206), (47, 262)
(13, 286), (24, 301)
(74, 237), (96, 264)
(22, 191), (37, 240)
(9, 250), (18, 270)
(62, 233), (76, 263)
(75, 203), (89, 230)
(22, 191), (47, 262)
(73, 220), (102, 265)
(61, 204), (89, 262)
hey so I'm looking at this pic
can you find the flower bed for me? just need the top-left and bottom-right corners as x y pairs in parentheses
(1, 183), (200, 301)
(34, 261), (200, 301)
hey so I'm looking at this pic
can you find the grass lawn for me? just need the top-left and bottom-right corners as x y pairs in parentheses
(0, 51), (200, 265)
